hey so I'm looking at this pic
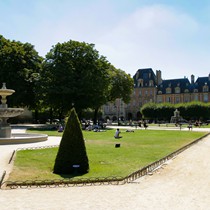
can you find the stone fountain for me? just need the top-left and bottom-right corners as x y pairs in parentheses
(0, 83), (47, 144)
(0, 83), (24, 138)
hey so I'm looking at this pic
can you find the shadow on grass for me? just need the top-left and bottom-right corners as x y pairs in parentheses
(54, 171), (88, 179)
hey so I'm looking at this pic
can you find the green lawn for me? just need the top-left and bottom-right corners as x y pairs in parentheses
(8, 129), (207, 181)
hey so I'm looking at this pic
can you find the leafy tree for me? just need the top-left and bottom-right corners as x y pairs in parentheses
(40, 40), (133, 122)
(92, 65), (134, 123)
(141, 103), (175, 121)
(41, 40), (110, 119)
(53, 108), (89, 174)
(176, 102), (210, 121)
(0, 35), (43, 108)
(108, 67), (134, 103)
(141, 101), (210, 122)
(156, 103), (174, 121)
(140, 103), (157, 120)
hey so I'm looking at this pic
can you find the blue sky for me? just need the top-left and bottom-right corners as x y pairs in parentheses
(1, 0), (210, 79)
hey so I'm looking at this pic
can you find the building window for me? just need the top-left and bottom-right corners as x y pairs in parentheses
(139, 90), (142, 96)
(203, 86), (209, 92)
(175, 97), (180, 103)
(145, 90), (148, 96)
(150, 90), (153, 96)
(157, 96), (162, 103)
(158, 91), (162, 94)
(203, 93), (208, 102)
(194, 94), (198, 101)
(138, 79), (143, 87)
(166, 88), (171, 94)
(184, 89), (189, 93)
(184, 97), (190, 102)
(175, 87), (180, 94)
(166, 97), (171, 102)
(149, 80), (154, 86)
(194, 89), (198, 93)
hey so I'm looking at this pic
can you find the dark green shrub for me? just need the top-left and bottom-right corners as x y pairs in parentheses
(53, 108), (89, 175)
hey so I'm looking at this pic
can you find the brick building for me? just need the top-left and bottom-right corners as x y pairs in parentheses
(102, 68), (210, 121)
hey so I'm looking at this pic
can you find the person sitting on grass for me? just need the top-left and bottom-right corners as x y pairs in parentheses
(114, 128), (122, 138)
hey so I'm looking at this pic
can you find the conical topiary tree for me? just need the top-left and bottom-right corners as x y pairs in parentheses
(53, 108), (89, 174)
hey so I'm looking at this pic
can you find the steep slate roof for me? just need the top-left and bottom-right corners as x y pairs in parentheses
(157, 78), (191, 94)
(195, 76), (210, 92)
(133, 68), (157, 87)
(134, 68), (210, 94)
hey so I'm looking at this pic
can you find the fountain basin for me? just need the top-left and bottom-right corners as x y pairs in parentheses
(0, 133), (48, 145)
(0, 89), (15, 96)
(0, 108), (24, 118)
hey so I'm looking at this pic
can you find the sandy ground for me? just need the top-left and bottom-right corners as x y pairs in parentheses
(0, 127), (210, 210)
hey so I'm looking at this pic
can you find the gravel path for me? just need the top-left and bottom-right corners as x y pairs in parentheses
(0, 128), (210, 210)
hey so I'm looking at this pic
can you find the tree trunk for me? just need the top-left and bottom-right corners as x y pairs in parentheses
(34, 109), (38, 123)
(93, 107), (99, 124)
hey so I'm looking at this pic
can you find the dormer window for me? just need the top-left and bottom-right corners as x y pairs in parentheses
(149, 80), (154, 86)
(175, 87), (180, 93)
(184, 89), (189, 93)
(194, 89), (198, 93)
(166, 87), (171, 94)
(203, 85), (209, 92)
(138, 79), (143, 87)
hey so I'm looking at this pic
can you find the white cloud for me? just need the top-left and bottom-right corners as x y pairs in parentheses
(94, 4), (210, 79)
(3, 2), (210, 79)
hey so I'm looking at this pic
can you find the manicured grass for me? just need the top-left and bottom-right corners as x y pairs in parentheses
(8, 129), (207, 181)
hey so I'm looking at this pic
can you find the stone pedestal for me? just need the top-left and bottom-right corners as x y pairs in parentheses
(0, 124), (11, 138)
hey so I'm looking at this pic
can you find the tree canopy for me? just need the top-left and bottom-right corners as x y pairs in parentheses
(41, 40), (133, 119)
(108, 66), (133, 104)
(0, 35), (133, 122)
(0, 35), (43, 108)
(141, 102), (210, 122)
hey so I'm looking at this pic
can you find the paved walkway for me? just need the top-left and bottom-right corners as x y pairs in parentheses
(0, 127), (210, 210)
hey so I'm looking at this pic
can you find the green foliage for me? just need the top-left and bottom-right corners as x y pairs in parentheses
(53, 108), (89, 174)
(41, 40), (110, 117)
(108, 67), (134, 103)
(0, 35), (43, 108)
(40, 40), (133, 120)
(156, 103), (174, 120)
(141, 103), (174, 121)
(141, 102), (210, 121)
(176, 101), (210, 120)
(140, 103), (157, 119)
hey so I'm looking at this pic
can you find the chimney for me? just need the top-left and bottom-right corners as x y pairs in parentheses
(156, 70), (162, 85)
(191, 74), (194, 84)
